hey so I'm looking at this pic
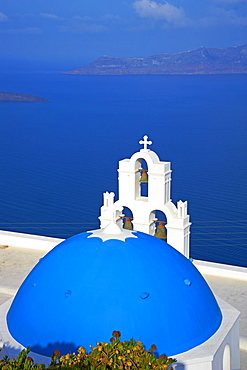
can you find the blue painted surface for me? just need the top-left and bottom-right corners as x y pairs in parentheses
(7, 230), (222, 357)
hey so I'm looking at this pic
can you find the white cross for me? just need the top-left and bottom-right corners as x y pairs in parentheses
(139, 135), (152, 151)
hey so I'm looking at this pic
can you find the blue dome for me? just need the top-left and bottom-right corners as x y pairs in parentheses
(7, 228), (222, 357)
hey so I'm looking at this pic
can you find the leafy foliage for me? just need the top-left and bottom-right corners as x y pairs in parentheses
(1, 332), (176, 370)
(0, 347), (45, 370)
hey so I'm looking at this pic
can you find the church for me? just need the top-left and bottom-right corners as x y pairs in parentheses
(0, 136), (241, 370)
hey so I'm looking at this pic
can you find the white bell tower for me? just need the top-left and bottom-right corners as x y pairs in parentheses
(99, 135), (191, 257)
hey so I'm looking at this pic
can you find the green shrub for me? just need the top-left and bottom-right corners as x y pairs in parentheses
(0, 347), (45, 370)
(1, 331), (176, 370)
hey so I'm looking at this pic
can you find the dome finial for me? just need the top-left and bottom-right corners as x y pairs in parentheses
(139, 135), (152, 152)
(103, 222), (122, 235)
(103, 211), (122, 234)
(87, 217), (137, 241)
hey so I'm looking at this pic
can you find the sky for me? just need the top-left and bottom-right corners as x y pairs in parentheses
(0, 0), (247, 70)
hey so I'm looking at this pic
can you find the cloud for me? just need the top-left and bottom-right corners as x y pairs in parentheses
(214, 0), (247, 3)
(218, 8), (247, 24)
(199, 7), (247, 26)
(133, 0), (186, 25)
(74, 16), (93, 22)
(0, 27), (42, 34)
(0, 12), (8, 22)
(59, 22), (108, 34)
(100, 14), (124, 24)
(74, 14), (124, 26)
(40, 13), (61, 20)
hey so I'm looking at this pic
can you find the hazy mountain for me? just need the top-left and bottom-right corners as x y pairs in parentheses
(64, 45), (247, 75)
(0, 92), (50, 102)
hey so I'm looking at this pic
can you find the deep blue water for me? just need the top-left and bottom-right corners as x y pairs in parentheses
(0, 72), (246, 267)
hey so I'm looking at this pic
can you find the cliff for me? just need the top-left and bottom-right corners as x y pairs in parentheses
(63, 45), (247, 75)
(0, 92), (50, 102)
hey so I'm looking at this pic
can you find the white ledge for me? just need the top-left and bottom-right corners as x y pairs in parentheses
(194, 259), (247, 281)
(0, 230), (64, 251)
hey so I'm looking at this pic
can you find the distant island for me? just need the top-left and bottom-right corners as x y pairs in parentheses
(0, 92), (50, 102)
(63, 45), (247, 75)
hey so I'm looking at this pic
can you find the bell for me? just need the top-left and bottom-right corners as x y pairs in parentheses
(124, 217), (133, 230)
(139, 169), (148, 183)
(154, 221), (167, 239)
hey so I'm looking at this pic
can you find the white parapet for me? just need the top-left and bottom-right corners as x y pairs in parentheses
(0, 230), (64, 251)
(194, 259), (247, 281)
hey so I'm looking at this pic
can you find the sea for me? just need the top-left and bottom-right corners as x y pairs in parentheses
(0, 70), (246, 267)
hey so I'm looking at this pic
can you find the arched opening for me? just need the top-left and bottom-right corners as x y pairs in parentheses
(223, 344), (231, 370)
(122, 207), (134, 230)
(139, 159), (149, 198)
(150, 210), (167, 240)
